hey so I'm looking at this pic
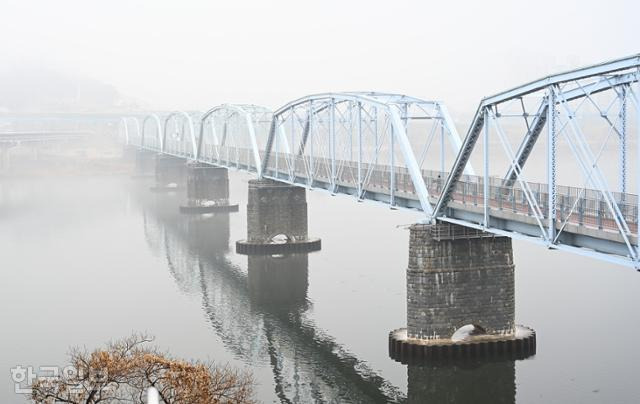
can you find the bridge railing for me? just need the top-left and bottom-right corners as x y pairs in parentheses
(199, 144), (258, 173)
(258, 145), (639, 234)
(429, 222), (494, 241)
(132, 128), (639, 238)
(445, 175), (638, 233)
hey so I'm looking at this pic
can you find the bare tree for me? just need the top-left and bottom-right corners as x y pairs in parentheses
(30, 333), (255, 404)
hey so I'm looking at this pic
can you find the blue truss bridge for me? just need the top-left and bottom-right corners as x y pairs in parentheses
(74, 54), (640, 269)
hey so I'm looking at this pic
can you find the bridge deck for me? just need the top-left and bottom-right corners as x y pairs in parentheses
(159, 143), (638, 265)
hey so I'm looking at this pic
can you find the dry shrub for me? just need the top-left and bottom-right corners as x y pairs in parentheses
(31, 333), (255, 404)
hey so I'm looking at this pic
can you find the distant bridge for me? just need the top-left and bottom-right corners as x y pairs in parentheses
(0, 131), (92, 144)
(119, 54), (640, 270)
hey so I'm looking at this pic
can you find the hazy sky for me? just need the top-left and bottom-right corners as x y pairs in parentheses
(0, 0), (638, 119)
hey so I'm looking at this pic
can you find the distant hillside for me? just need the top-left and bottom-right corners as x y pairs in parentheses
(0, 66), (140, 113)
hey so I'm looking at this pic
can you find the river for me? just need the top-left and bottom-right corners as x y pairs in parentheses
(1, 159), (639, 403)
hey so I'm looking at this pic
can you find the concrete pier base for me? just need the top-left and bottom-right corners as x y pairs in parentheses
(389, 325), (536, 364)
(389, 222), (535, 363)
(236, 179), (321, 255)
(149, 154), (186, 193)
(179, 163), (239, 214)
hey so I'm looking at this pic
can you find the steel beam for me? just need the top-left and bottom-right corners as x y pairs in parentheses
(619, 85), (628, 193)
(433, 105), (485, 219)
(482, 54), (640, 106)
(503, 101), (548, 188)
(547, 87), (557, 243)
(483, 108), (489, 227)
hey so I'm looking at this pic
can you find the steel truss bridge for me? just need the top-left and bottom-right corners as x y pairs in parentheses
(122, 54), (640, 270)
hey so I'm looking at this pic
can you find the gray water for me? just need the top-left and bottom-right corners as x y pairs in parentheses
(1, 166), (639, 403)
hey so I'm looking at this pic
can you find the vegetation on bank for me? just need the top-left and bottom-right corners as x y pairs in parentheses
(30, 334), (256, 404)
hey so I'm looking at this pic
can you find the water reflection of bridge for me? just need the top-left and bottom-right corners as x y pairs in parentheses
(136, 187), (405, 403)
(134, 182), (517, 404)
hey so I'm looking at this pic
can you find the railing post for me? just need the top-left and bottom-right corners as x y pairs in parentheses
(474, 181), (478, 206)
(579, 197), (585, 225)
(462, 181), (467, 204)
(597, 195), (603, 229)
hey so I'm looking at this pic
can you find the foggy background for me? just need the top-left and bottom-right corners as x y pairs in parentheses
(1, 0), (638, 125)
(1, 2), (640, 402)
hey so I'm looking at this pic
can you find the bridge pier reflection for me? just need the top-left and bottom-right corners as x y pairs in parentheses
(134, 177), (405, 403)
(407, 360), (515, 403)
(186, 213), (231, 259)
(247, 254), (309, 311)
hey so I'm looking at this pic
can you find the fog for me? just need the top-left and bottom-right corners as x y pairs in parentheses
(1, 0), (639, 122)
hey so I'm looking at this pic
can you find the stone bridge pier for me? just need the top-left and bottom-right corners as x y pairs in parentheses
(236, 179), (321, 255)
(179, 163), (239, 214)
(150, 154), (186, 192)
(389, 222), (535, 362)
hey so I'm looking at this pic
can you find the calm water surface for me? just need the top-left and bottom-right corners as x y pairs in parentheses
(1, 169), (639, 403)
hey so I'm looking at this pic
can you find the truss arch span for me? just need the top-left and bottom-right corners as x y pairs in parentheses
(162, 111), (198, 159)
(197, 104), (272, 176)
(260, 92), (474, 216)
(140, 113), (163, 151)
